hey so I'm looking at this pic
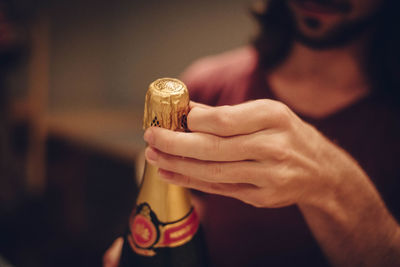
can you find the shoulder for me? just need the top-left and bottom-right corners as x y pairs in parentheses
(181, 46), (258, 82)
(180, 46), (259, 105)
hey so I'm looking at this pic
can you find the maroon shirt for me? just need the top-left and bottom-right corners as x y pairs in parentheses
(181, 47), (400, 267)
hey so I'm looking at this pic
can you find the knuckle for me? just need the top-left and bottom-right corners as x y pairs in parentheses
(273, 102), (292, 126)
(209, 163), (223, 178)
(239, 138), (255, 156)
(277, 175), (291, 189)
(268, 134), (292, 162)
(258, 140), (291, 162)
(274, 144), (291, 162)
(255, 141), (274, 159)
(255, 99), (272, 111)
(242, 133), (269, 159)
(257, 100), (272, 118)
(210, 136), (222, 153)
(275, 101), (290, 114)
(214, 106), (235, 133)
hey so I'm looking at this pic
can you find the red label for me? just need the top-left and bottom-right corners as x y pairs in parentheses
(129, 204), (200, 255)
(131, 214), (158, 249)
(160, 210), (199, 247)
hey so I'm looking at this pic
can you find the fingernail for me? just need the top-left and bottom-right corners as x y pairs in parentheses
(145, 147), (158, 162)
(144, 128), (154, 144)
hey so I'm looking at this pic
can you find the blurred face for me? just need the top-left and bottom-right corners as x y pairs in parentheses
(287, 0), (384, 48)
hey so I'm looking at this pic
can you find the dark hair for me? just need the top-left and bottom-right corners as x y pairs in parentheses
(251, 1), (294, 70)
(251, 0), (400, 102)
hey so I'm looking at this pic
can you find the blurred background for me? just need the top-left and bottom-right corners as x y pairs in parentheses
(0, 0), (255, 266)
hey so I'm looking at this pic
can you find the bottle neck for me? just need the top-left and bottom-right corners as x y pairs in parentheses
(136, 161), (192, 223)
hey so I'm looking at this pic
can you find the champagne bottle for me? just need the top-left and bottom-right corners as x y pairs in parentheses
(119, 78), (209, 267)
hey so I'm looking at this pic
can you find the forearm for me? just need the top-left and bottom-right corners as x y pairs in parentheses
(299, 158), (400, 266)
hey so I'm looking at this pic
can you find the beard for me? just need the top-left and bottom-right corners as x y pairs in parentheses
(288, 0), (379, 50)
(294, 16), (378, 50)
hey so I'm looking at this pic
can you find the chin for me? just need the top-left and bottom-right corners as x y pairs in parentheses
(294, 14), (375, 50)
(298, 25), (332, 40)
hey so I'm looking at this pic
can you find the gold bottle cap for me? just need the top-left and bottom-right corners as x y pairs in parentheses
(143, 78), (189, 131)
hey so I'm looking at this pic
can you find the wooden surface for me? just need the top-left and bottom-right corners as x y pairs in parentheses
(45, 109), (145, 161)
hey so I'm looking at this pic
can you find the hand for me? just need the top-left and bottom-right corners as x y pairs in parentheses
(103, 237), (123, 267)
(143, 100), (348, 208)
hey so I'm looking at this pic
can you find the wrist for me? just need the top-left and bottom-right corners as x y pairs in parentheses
(292, 130), (400, 266)
(299, 138), (360, 210)
(298, 145), (400, 266)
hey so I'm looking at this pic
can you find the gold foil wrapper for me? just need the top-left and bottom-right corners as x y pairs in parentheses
(143, 78), (189, 131)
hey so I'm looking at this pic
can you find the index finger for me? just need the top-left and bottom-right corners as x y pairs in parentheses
(189, 100), (211, 109)
(188, 99), (293, 137)
(143, 126), (264, 161)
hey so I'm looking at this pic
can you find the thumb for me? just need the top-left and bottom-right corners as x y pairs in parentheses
(103, 237), (124, 267)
